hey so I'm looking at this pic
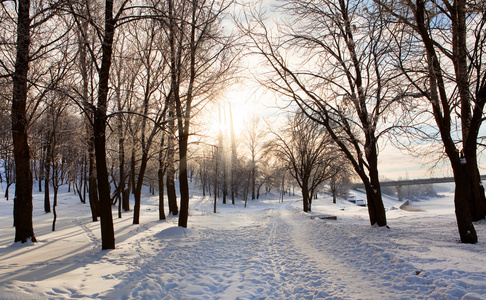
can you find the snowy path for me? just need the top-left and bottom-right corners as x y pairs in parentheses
(1, 191), (486, 299)
(97, 200), (467, 300)
(104, 202), (384, 299)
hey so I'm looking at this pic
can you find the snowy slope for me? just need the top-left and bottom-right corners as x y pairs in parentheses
(0, 185), (485, 299)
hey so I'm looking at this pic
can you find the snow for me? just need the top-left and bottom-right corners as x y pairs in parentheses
(1, 184), (486, 299)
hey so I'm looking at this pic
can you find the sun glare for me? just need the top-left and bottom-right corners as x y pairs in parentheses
(207, 89), (257, 138)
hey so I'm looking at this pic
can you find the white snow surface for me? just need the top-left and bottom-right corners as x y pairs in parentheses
(1, 185), (486, 299)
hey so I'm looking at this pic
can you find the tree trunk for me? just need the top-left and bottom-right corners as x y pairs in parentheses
(12, 0), (36, 243)
(413, 0), (478, 243)
(229, 104), (236, 205)
(44, 131), (52, 213)
(251, 160), (256, 200)
(94, 0), (116, 250)
(301, 180), (310, 212)
(130, 145), (136, 194)
(214, 146), (218, 214)
(88, 135), (100, 221)
(158, 168), (166, 220)
(117, 114), (125, 218)
(178, 134), (190, 227)
(365, 140), (387, 227)
(166, 108), (178, 216)
(452, 163), (478, 243)
(464, 153), (486, 221)
(52, 186), (58, 231)
(133, 152), (148, 225)
(44, 160), (51, 213)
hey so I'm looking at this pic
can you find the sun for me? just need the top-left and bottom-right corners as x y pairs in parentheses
(206, 89), (255, 136)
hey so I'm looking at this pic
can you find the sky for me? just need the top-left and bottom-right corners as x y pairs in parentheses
(219, 81), (466, 181)
(222, 0), (486, 182)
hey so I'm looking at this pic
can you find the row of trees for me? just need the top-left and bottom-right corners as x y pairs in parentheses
(1, 0), (238, 249)
(2, 0), (351, 250)
(242, 0), (485, 243)
(5, 0), (482, 250)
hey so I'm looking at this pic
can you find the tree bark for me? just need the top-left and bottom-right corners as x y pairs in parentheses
(12, 0), (36, 243)
(132, 154), (147, 224)
(94, 0), (116, 250)
(88, 129), (100, 222)
(302, 180), (310, 212)
(44, 130), (52, 213)
(413, 0), (478, 243)
(117, 113), (125, 218)
(178, 127), (190, 227)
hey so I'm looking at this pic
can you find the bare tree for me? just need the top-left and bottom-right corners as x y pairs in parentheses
(243, 0), (407, 226)
(164, 0), (237, 227)
(376, 0), (486, 243)
(4, 0), (67, 243)
(268, 112), (343, 212)
(242, 114), (266, 200)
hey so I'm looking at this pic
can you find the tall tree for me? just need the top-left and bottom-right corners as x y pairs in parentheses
(244, 0), (407, 227)
(164, 0), (237, 227)
(129, 18), (169, 225)
(93, 0), (131, 250)
(376, 0), (486, 243)
(11, 0), (36, 243)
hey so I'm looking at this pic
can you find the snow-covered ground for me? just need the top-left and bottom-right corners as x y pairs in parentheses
(0, 184), (485, 299)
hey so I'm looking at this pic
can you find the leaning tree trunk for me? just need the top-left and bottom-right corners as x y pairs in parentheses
(365, 139), (387, 227)
(12, 0), (36, 243)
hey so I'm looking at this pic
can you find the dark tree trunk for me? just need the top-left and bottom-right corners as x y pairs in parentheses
(88, 137), (100, 221)
(214, 146), (218, 214)
(158, 134), (166, 220)
(365, 139), (387, 227)
(133, 152), (148, 225)
(251, 162), (256, 200)
(44, 162), (50, 213)
(166, 109), (178, 216)
(301, 180), (310, 212)
(178, 135), (190, 227)
(117, 114), (125, 218)
(39, 151), (43, 193)
(464, 153), (486, 221)
(12, 0), (36, 243)
(83, 154), (87, 204)
(452, 166), (477, 243)
(130, 146), (136, 194)
(167, 171), (178, 215)
(158, 169), (166, 220)
(94, 0), (116, 250)
(413, 0), (478, 243)
(52, 185), (58, 231)
(44, 131), (52, 213)
(229, 104), (236, 205)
